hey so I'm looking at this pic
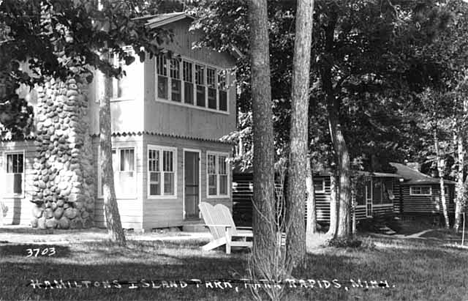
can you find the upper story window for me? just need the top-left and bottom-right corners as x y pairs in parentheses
(156, 55), (230, 113)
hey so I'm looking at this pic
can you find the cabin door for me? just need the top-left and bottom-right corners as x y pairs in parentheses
(184, 150), (200, 219)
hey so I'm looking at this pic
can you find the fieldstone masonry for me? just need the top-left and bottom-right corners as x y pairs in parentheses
(30, 77), (96, 229)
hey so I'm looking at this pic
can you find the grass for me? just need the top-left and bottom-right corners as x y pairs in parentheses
(1, 227), (468, 301)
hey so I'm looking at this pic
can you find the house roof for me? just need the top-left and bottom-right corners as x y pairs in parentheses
(90, 131), (233, 145)
(144, 12), (195, 29)
(390, 162), (456, 185)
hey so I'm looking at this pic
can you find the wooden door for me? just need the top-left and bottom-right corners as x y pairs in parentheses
(184, 151), (200, 219)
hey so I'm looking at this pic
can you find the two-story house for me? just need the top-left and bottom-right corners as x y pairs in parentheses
(0, 12), (237, 231)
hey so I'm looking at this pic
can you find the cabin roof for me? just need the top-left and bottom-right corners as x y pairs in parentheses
(144, 12), (195, 29)
(390, 162), (456, 185)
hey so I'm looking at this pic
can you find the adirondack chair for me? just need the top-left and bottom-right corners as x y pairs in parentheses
(199, 203), (253, 254)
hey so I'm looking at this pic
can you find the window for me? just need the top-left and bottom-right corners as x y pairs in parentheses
(410, 186), (432, 196)
(98, 148), (136, 198)
(170, 59), (181, 102)
(5, 152), (24, 196)
(195, 64), (206, 107)
(313, 178), (325, 193)
(372, 178), (394, 204)
(183, 61), (194, 105)
(155, 55), (229, 113)
(207, 153), (229, 197)
(218, 70), (228, 111)
(157, 55), (168, 99)
(148, 146), (176, 197)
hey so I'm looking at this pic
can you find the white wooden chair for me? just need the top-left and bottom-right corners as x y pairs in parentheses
(199, 203), (252, 254)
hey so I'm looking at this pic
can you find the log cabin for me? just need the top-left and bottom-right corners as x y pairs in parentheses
(232, 169), (402, 226)
(390, 162), (456, 215)
(0, 12), (237, 231)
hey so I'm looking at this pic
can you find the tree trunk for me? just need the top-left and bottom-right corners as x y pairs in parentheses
(334, 121), (351, 238)
(100, 74), (126, 246)
(305, 157), (317, 235)
(248, 0), (277, 279)
(286, 0), (314, 269)
(327, 173), (338, 237)
(454, 128), (465, 232)
(434, 128), (450, 229)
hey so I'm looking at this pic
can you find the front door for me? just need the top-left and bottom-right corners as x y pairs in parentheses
(184, 151), (200, 219)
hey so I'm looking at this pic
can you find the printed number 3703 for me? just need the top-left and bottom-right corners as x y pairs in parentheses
(26, 247), (56, 257)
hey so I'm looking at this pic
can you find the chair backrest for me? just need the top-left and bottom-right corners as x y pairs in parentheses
(215, 204), (238, 235)
(199, 203), (237, 238)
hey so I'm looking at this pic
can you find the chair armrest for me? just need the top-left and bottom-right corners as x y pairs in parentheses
(205, 224), (232, 228)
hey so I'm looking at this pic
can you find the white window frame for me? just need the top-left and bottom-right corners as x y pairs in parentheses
(155, 54), (230, 114)
(410, 185), (432, 196)
(313, 178), (325, 193)
(3, 150), (25, 198)
(147, 145), (177, 199)
(206, 152), (230, 198)
(97, 147), (137, 199)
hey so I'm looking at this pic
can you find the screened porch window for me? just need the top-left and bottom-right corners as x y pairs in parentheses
(207, 153), (229, 197)
(148, 147), (176, 197)
(5, 153), (24, 196)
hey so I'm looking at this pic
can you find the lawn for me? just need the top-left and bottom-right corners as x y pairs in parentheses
(1, 227), (468, 301)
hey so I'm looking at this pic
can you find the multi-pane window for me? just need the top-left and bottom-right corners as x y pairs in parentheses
(156, 55), (229, 113)
(183, 61), (194, 105)
(148, 147), (176, 197)
(157, 55), (169, 99)
(170, 59), (181, 102)
(410, 186), (432, 196)
(218, 70), (228, 111)
(207, 68), (217, 109)
(207, 153), (229, 197)
(5, 153), (24, 195)
(195, 64), (206, 107)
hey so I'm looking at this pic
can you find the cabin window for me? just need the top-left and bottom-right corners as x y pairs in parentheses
(372, 178), (394, 204)
(183, 61), (194, 105)
(98, 147), (136, 198)
(5, 152), (24, 196)
(313, 178), (325, 193)
(207, 152), (229, 197)
(410, 186), (432, 196)
(218, 70), (228, 111)
(170, 59), (181, 102)
(157, 55), (169, 99)
(155, 56), (229, 113)
(148, 146), (176, 197)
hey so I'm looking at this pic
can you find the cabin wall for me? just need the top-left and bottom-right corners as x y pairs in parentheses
(0, 140), (37, 225)
(395, 184), (455, 214)
(141, 134), (232, 230)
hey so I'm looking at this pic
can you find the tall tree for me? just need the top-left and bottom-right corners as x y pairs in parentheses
(285, 0), (314, 268)
(248, 0), (278, 285)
